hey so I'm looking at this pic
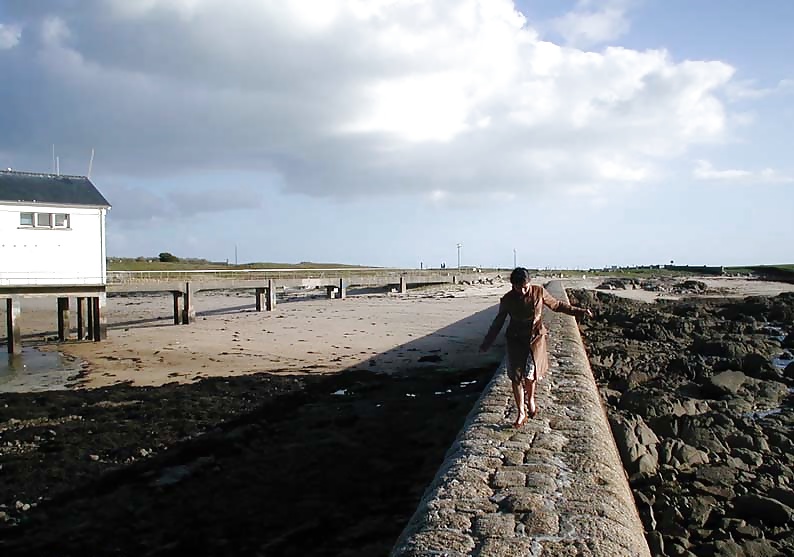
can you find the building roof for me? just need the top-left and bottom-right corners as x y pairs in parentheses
(0, 170), (111, 208)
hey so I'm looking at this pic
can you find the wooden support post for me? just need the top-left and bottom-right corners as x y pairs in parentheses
(172, 291), (182, 324)
(57, 297), (70, 341)
(400, 276), (407, 294)
(6, 297), (22, 355)
(326, 286), (337, 299)
(91, 295), (107, 341)
(182, 282), (195, 325)
(266, 279), (276, 311)
(76, 297), (87, 340)
(338, 278), (346, 300)
(86, 298), (95, 340)
(255, 288), (265, 312)
(453, 275), (458, 285)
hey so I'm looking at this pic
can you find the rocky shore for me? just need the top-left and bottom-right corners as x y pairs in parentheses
(569, 286), (794, 556)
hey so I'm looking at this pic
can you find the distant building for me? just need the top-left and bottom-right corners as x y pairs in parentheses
(0, 170), (111, 287)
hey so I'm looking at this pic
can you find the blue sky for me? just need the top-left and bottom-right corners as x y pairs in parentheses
(1, 0), (791, 269)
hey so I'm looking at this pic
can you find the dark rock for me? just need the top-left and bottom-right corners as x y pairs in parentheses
(688, 495), (717, 528)
(692, 337), (748, 360)
(734, 494), (793, 526)
(742, 353), (777, 379)
(767, 487), (794, 509)
(695, 465), (738, 487)
(646, 531), (665, 555)
(741, 539), (783, 557)
(659, 439), (710, 470)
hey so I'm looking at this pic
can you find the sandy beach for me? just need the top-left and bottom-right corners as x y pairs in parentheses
(4, 276), (794, 392)
(3, 282), (509, 391)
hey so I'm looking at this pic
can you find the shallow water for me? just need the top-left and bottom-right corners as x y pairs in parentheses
(0, 345), (84, 393)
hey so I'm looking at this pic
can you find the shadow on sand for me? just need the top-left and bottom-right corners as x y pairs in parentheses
(0, 302), (504, 557)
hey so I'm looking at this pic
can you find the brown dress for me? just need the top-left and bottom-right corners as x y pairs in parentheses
(481, 284), (582, 381)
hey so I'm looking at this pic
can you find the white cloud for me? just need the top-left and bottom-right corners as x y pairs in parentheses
(726, 78), (794, 101)
(550, 0), (634, 49)
(0, 0), (741, 212)
(0, 23), (22, 49)
(694, 160), (793, 184)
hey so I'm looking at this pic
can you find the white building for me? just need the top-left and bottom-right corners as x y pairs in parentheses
(1, 170), (111, 352)
(0, 170), (111, 287)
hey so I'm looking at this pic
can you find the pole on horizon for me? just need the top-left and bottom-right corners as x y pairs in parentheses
(457, 243), (462, 269)
(513, 248), (517, 268)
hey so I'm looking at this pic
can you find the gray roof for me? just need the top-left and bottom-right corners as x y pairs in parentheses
(0, 170), (111, 208)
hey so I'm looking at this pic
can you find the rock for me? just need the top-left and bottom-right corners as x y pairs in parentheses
(741, 539), (783, 557)
(678, 416), (730, 455)
(692, 338), (748, 360)
(695, 465), (738, 487)
(708, 539), (746, 557)
(707, 371), (747, 396)
(768, 487), (794, 509)
(730, 448), (763, 468)
(734, 494), (793, 526)
(646, 531), (664, 555)
(610, 414), (659, 475)
(742, 353), (778, 379)
(659, 439), (710, 470)
(784, 361), (794, 380)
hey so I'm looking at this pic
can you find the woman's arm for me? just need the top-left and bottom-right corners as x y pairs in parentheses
(480, 299), (509, 351)
(541, 287), (592, 318)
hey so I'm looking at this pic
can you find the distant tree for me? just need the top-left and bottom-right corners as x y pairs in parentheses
(158, 252), (179, 263)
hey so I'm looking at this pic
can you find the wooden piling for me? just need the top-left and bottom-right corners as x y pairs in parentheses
(182, 282), (195, 325)
(91, 295), (107, 341)
(400, 276), (407, 294)
(86, 298), (95, 340)
(266, 279), (276, 311)
(5, 297), (22, 354)
(76, 297), (87, 340)
(255, 288), (265, 312)
(172, 291), (182, 324)
(57, 297), (70, 341)
(338, 279), (346, 300)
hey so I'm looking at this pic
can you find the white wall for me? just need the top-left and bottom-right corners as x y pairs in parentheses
(0, 203), (107, 286)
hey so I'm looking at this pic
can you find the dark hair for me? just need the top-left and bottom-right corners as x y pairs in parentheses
(510, 267), (530, 285)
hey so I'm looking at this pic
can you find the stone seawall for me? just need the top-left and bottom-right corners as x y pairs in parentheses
(391, 281), (651, 557)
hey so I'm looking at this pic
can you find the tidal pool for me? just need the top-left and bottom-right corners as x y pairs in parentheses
(0, 345), (84, 393)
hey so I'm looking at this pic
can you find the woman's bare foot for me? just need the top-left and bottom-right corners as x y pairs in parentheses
(514, 413), (528, 428)
(527, 398), (537, 418)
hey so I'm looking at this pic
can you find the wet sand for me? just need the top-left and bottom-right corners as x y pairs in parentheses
(2, 282), (508, 391)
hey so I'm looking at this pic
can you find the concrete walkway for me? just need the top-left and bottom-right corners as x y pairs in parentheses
(391, 281), (650, 557)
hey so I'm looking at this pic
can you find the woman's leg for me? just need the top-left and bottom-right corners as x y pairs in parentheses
(511, 379), (527, 426)
(525, 379), (537, 417)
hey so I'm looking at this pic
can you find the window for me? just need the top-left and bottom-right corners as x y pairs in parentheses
(36, 213), (53, 227)
(18, 212), (71, 229)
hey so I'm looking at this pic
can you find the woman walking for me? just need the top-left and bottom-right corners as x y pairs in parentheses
(480, 267), (592, 427)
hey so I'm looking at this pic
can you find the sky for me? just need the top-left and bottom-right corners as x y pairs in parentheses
(0, 0), (792, 270)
